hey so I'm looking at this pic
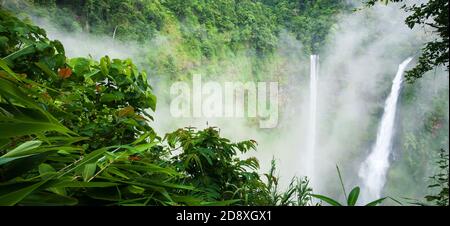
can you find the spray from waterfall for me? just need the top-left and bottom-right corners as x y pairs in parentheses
(358, 57), (413, 203)
(306, 55), (319, 178)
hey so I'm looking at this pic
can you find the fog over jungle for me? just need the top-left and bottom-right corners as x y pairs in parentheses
(13, 0), (448, 204)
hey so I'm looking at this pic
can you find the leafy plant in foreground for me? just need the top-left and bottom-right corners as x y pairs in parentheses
(165, 127), (261, 205)
(258, 158), (315, 206)
(1, 9), (275, 206)
(311, 166), (388, 206)
(0, 9), (188, 205)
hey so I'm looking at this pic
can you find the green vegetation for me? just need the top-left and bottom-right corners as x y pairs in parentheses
(3, 0), (350, 83)
(424, 149), (448, 206)
(311, 166), (389, 206)
(0, 8), (323, 206)
(10, 0), (349, 54)
(0, 0), (448, 206)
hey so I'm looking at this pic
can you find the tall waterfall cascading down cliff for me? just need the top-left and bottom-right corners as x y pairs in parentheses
(307, 55), (319, 178)
(358, 57), (413, 203)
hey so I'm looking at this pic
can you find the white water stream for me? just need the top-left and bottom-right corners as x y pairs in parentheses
(358, 57), (413, 202)
(306, 55), (319, 178)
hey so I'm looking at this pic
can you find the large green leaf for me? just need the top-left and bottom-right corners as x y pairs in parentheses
(0, 156), (23, 166)
(347, 186), (360, 206)
(0, 76), (38, 108)
(2, 140), (42, 158)
(0, 152), (52, 181)
(311, 194), (342, 206)
(0, 82), (67, 138)
(0, 176), (54, 206)
(0, 101), (72, 138)
(0, 59), (19, 80)
(2, 45), (36, 65)
(0, 122), (70, 138)
(39, 164), (66, 195)
(100, 56), (110, 76)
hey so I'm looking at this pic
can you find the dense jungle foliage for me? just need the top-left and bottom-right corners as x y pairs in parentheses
(0, 0), (448, 206)
(14, 0), (349, 53)
(2, 0), (351, 82)
(0, 8), (322, 206)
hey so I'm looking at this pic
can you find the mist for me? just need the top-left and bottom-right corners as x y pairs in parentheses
(17, 1), (449, 203)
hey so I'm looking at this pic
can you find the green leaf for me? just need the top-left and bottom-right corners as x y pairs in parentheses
(0, 177), (53, 206)
(39, 164), (66, 195)
(105, 166), (130, 179)
(365, 197), (386, 206)
(2, 140), (42, 158)
(38, 163), (56, 176)
(50, 181), (118, 188)
(82, 163), (97, 181)
(59, 147), (110, 177)
(148, 92), (157, 111)
(128, 185), (145, 194)
(0, 121), (70, 138)
(0, 156), (23, 166)
(2, 45), (36, 64)
(347, 187), (360, 206)
(111, 163), (178, 176)
(0, 77), (39, 109)
(83, 69), (100, 79)
(35, 61), (58, 80)
(68, 57), (91, 75)
(336, 165), (347, 200)
(0, 152), (52, 180)
(100, 56), (110, 76)
(0, 59), (19, 80)
(100, 92), (124, 103)
(129, 142), (157, 154)
(311, 194), (342, 206)
(135, 177), (195, 190)
(0, 96), (72, 138)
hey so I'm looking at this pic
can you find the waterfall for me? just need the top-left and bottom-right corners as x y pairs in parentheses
(112, 26), (118, 40)
(306, 55), (319, 178)
(358, 57), (413, 203)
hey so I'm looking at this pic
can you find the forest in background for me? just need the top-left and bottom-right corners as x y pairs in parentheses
(0, 0), (448, 206)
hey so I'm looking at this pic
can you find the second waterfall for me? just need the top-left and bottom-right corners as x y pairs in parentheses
(358, 57), (413, 203)
(306, 55), (319, 178)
